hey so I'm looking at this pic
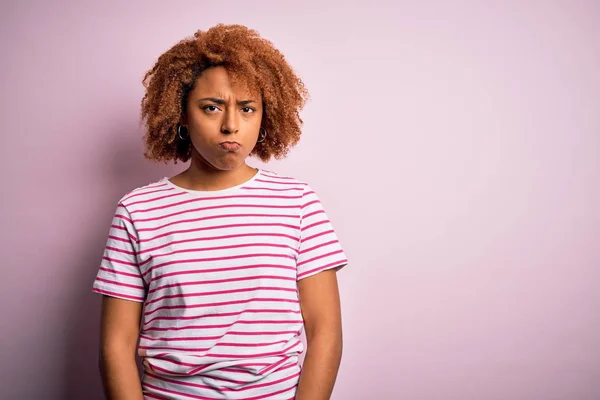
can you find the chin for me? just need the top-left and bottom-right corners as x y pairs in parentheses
(193, 148), (246, 171)
(208, 156), (248, 171)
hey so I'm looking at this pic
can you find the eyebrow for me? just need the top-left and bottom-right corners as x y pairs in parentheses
(196, 97), (256, 106)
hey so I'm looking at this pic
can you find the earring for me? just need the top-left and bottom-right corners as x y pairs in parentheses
(257, 127), (267, 143)
(177, 124), (189, 140)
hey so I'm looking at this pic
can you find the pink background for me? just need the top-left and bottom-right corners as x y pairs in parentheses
(1, 1), (599, 399)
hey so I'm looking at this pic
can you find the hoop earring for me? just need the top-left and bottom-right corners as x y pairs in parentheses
(177, 125), (189, 141)
(257, 127), (267, 143)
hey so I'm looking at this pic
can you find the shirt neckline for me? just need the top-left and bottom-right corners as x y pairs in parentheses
(163, 168), (262, 196)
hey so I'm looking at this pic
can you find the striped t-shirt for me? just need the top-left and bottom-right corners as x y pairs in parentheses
(92, 168), (348, 399)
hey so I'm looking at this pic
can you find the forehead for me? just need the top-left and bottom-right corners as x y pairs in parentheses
(192, 66), (256, 98)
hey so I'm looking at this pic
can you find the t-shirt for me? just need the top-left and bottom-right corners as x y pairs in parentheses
(92, 168), (348, 399)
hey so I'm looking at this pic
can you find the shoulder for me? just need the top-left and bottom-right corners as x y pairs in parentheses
(259, 168), (307, 185)
(258, 169), (324, 209)
(117, 177), (168, 208)
(258, 168), (311, 191)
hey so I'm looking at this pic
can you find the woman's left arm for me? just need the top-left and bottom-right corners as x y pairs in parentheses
(295, 268), (344, 400)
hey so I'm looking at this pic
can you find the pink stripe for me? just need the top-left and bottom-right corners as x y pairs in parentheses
(131, 194), (302, 216)
(219, 356), (297, 375)
(145, 332), (223, 340)
(149, 356), (263, 372)
(140, 335), (289, 348)
(223, 330), (300, 336)
(143, 308), (301, 328)
(126, 190), (186, 207)
(301, 199), (319, 210)
(139, 257), (152, 267)
(95, 277), (145, 290)
(225, 363), (270, 368)
(196, 341), (302, 358)
(102, 256), (137, 267)
(121, 182), (170, 202)
(144, 298), (299, 316)
(242, 186), (303, 192)
(149, 357), (269, 376)
(123, 186), (174, 203)
(144, 319), (303, 332)
(139, 232), (299, 255)
(297, 249), (344, 267)
(139, 337), (300, 353)
(92, 288), (145, 302)
(147, 242), (298, 262)
(151, 264), (296, 284)
(298, 239), (339, 255)
(99, 266), (141, 279)
(145, 286), (297, 307)
(202, 375), (243, 385)
(258, 355), (292, 375)
(135, 204), (300, 228)
(143, 366), (299, 396)
(114, 212), (133, 224)
(260, 172), (297, 180)
(109, 224), (137, 243)
(301, 219), (328, 232)
(105, 245), (136, 256)
(151, 364), (247, 385)
(109, 224), (127, 232)
(201, 342), (302, 360)
(214, 367), (255, 375)
(255, 178), (304, 186)
(149, 356), (209, 369)
(213, 348), (302, 359)
(303, 209), (325, 219)
(140, 344), (209, 352)
(143, 392), (169, 400)
(144, 252), (295, 278)
(138, 212), (297, 233)
(300, 197), (321, 209)
(300, 229), (334, 243)
(141, 333), (290, 347)
(139, 222), (298, 241)
(147, 364), (298, 392)
(148, 275), (296, 295)
(142, 381), (218, 399)
(297, 259), (348, 279)
(107, 234), (129, 244)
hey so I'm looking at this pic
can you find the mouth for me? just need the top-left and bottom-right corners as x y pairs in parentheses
(218, 141), (242, 152)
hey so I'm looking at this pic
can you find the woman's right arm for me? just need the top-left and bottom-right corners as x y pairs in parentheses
(98, 295), (144, 400)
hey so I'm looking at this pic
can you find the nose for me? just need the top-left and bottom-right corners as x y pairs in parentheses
(221, 108), (239, 135)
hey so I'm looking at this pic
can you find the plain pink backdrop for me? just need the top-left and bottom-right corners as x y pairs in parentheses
(1, 1), (599, 399)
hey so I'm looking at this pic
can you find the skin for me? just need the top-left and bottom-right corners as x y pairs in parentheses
(98, 297), (144, 399)
(295, 269), (344, 400)
(171, 66), (263, 191)
(99, 66), (343, 399)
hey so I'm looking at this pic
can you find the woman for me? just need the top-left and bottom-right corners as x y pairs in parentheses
(92, 24), (348, 399)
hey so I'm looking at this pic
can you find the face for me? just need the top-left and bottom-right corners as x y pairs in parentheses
(182, 66), (263, 171)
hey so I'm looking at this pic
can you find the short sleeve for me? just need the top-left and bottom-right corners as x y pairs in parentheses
(92, 202), (147, 302)
(296, 184), (348, 281)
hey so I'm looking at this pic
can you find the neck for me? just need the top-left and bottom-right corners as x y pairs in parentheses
(175, 154), (257, 192)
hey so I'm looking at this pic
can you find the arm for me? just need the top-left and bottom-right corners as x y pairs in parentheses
(98, 295), (144, 400)
(295, 269), (344, 400)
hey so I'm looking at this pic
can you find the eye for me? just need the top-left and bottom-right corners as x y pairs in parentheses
(202, 105), (220, 113)
(241, 107), (255, 113)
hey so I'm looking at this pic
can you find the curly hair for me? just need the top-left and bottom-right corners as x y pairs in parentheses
(139, 24), (309, 164)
